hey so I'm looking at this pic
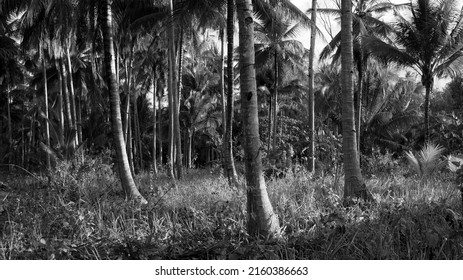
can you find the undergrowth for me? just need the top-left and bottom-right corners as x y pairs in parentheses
(0, 157), (462, 259)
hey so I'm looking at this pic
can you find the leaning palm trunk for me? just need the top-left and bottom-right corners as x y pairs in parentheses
(307, 0), (317, 173)
(237, 0), (280, 237)
(340, 0), (372, 201)
(102, 0), (146, 204)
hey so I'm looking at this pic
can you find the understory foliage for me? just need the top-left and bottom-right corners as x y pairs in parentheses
(1, 155), (462, 260)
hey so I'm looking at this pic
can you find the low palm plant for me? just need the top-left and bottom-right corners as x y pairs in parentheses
(404, 142), (446, 182)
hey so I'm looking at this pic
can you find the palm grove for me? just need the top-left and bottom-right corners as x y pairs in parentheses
(1, 0), (463, 240)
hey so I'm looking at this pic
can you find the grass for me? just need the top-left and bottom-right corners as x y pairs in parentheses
(0, 157), (462, 259)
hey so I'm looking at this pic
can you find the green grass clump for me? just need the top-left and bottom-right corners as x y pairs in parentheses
(0, 158), (462, 259)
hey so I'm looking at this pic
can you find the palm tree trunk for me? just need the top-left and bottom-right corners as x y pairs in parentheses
(267, 92), (272, 151)
(237, 0), (280, 237)
(42, 46), (51, 170)
(123, 51), (133, 143)
(133, 90), (142, 172)
(7, 85), (12, 169)
(76, 88), (83, 151)
(66, 41), (78, 148)
(308, 0), (317, 173)
(340, 0), (371, 201)
(102, 0), (146, 204)
(152, 73), (158, 175)
(157, 88), (163, 166)
(423, 77), (433, 142)
(225, 0), (239, 186)
(220, 27), (227, 170)
(60, 58), (74, 153)
(174, 25), (183, 179)
(187, 129), (193, 168)
(272, 51), (278, 150)
(167, 0), (176, 180)
(355, 59), (365, 154)
(55, 60), (65, 147)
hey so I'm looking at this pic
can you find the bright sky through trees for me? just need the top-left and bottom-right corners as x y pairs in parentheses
(291, 0), (463, 89)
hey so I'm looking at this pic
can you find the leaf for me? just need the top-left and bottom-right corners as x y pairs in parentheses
(405, 142), (445, 180)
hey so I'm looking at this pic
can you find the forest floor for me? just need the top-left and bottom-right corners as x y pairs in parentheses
(1, 158), (463, 260)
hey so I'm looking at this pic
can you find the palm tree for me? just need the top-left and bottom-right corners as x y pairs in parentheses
(254, 14), (306, 151)
(236, 0), (280, 237)
(102, 0), (147, 204)
(361, 64), (422, 153)
(318, 0), (406, 151)
(307, 0), (317, 173)
(340, 0), (372, 201)
(364, 0), (463, 141)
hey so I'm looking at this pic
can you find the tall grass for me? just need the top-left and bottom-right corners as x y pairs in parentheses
(0, 157), (462, 259)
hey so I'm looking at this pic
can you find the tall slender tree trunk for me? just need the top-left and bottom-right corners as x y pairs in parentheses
(225, 0), (239, 186)
(55, 60), (65, 147)
(152, 72), (158, 175)
(132, 67), (142, 172)
(267, 91), (272, 151)
(308, 0), (317, 173)
(355, 62), (363, 153)
(167, 0), (176, 180)
(175, 26), (183, 178)
(128, 106), (135, 174)
(157, 88), (163, 166)
(64, 40), (80, 149)
(7, 85), (12, 169)
(236, 0), (280, 237)
(102, 0), (146, 204)
(123, 49), (133, 143)
(187, 129), (193, 168)
(76, 88), (83, 151)
(60, 58), (74, 153)
(423, 76), (433, 142)
(42, 46), (51, 170)
(272, 52), (278, 150)
(220, 28), (227, 170)
(340, 0), (371, 201)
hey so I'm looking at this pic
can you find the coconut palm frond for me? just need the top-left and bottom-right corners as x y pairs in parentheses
(405, 142), (446, 180)
(405, 150), (422, 176)
(418, 142), (446, 178)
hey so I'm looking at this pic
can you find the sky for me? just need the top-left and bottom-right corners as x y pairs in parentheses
(290, 0), (463, 89)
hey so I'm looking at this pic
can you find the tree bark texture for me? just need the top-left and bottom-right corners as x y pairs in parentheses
(167, 0), (176, 180)
(42, 46), (51, 170)
(340, 0), (371, 201)
(175, 24), (183, 178)
(152, 71), (158, 175)
(236, 0), (280, 237)
(225, 0), (239, 186)
(308, 0), (317, 173)
(102, 0), (146, 204)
